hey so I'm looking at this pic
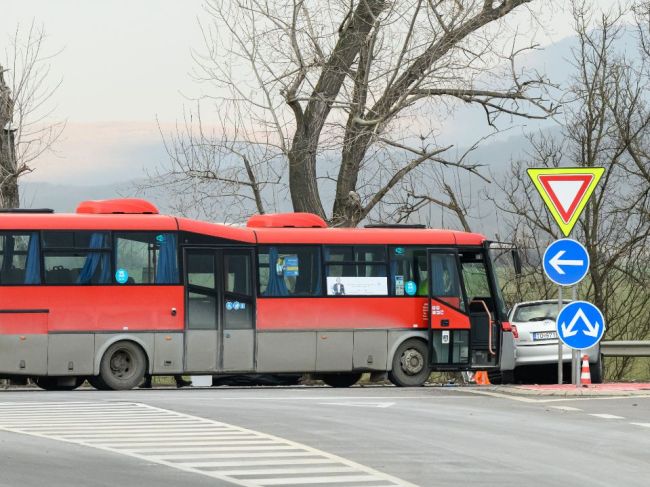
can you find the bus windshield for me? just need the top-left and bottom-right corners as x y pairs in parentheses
(459, 250), (507, 321)
(486, 243), (518, 321)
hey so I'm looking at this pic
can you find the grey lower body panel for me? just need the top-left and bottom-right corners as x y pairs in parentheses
(48, 334), (95, 375)
(256, 330), (391, 373)
(222, 329), (255, 372)
(256, 332), (317, 373)
(153, 332), (184, 374)
(1, 332), (186, 377)
(500, 331), (516, 372)
(0, 334), (48, 376)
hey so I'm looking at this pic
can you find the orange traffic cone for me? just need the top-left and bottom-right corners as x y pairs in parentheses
(474, 371), (491, 385)
(580, 355), (591, 386)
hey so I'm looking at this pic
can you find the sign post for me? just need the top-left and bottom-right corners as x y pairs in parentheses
(529, 167), (604, 385)
(543, 239), (590, 384)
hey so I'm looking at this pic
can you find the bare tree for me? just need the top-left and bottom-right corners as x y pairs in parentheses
(493, 1), (650, 379)
(0, 22), (63, 208)
(148, 0), (555, 225)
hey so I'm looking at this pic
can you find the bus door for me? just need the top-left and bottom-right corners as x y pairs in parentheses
(184, 247), (255, 373)
(426, 249), (499, 369)
(460, 249), (500, 368)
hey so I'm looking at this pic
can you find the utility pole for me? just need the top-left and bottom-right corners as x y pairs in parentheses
(0, 65), (19, 209)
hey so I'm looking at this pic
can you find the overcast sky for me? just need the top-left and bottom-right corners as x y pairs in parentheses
(1, 0), (619, 186)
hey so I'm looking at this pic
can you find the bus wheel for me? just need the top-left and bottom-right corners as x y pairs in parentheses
(35, 377), (84, 391)
(88, 375), (111, 391)
(321, 373), (362, 388)
(388, 339), (430, 387)
(487, 369), (514, 385)
(99, 341), (147, 390)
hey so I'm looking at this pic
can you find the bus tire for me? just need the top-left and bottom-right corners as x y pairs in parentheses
(35, 376), (84, 391)
(88, 375), (111, 391)
(487, 369), (514, 385)
(321, 373), (362, 388)
(99, 341), (147, 391)
(388, 339), (430, 387)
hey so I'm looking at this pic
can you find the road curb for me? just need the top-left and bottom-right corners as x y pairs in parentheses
(488, 384), (650, 397)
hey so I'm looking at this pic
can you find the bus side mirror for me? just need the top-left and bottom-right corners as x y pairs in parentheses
(511, 249), (522, 276)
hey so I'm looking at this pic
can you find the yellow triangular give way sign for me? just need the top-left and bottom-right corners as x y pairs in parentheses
(527, 167), (605, 236)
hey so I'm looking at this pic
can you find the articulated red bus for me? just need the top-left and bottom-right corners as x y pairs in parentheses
(0, 199), (515, 390)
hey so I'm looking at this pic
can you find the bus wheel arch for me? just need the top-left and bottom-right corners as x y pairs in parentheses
(93, 334), (153, 376)
(97, 340), (149, 391)
(388, 337), (431, 387)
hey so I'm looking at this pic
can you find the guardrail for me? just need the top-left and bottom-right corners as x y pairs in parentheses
(600, 341), (650, 357)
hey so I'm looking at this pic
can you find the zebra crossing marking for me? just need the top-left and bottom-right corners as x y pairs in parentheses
(0, 401), (416, 487)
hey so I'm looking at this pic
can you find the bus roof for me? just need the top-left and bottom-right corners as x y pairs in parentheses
(0, 202), (486, 247)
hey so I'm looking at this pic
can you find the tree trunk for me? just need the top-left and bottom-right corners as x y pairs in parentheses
(0, 66), (19, 208)
(287, 0), (388, 219)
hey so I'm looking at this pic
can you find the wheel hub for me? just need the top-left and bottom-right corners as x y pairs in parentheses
(401, 349), (424, 375)
(110, 350), (132, 378)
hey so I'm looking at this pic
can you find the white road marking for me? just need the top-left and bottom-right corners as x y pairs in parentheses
(550, 406), (583, 411)
(0, 402), (415, 487)
(458, 388), (650, 403)
(630, 423), (650, 428)
(321, 401), (395, 408)
(256, 474), (380, 485)
(589, 414), (624, 419)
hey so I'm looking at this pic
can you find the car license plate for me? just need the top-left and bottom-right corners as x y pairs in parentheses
(532, 331), (557, 341)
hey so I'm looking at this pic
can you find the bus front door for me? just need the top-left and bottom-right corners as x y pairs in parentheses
(426, 249), (471, 368)
(184, 248), (255, 373)
(426, 249), (499, 369)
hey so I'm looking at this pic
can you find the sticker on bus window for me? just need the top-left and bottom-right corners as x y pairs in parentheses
(395, 247), (405, 255)
(442, 330), (450, 344)
(115, 268), (129, 284)
(326, 276), (387, 296)
(155, 234), (166, 243)
(395, 275), (404, 295)
(404, 280), (417, 296)
(226, 301), (233, 311)
(282, 255), (299, 277)
(233, 301), (241, 311)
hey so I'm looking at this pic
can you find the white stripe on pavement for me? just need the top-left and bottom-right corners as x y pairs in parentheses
(550, 406), (583, 411)
(589, 414), (624, 419)
(0, 401), (413, 487)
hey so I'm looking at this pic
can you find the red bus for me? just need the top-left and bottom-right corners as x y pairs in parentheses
(0, 199), (515, 390)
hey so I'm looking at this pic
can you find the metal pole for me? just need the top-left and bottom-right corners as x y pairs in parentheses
(558, 286), (563, 385)
(572, 287), (579, 387)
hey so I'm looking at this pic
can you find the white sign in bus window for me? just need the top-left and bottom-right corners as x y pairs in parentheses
(326, 276), (388, 296)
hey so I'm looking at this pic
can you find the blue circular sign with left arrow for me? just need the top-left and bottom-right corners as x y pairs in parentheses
(543, 238), (590, 286)
(556, 301), (605, 350)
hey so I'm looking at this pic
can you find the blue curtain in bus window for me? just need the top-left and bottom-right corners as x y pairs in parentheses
(263, 247), (288, 296)
(1, 235), (14, 273)
(77, 233), (110, 284)
(24, 233), (41, 284)
(156, 233), (178, 284)
(430, 255), (445, 296)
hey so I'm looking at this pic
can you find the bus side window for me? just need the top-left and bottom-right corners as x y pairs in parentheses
(324, 246), (388, 296)
(258, 246), (321, 297)
(114, 232), (179, 284)
(0, 233), (41, 285)
(388, 246), (427, 296)
(42, 231), (111, 285)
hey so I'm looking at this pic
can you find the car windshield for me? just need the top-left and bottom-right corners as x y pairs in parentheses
(512, 303), (560, 322)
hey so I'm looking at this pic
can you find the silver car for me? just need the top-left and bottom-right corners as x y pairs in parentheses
(509, 299), (602, 383)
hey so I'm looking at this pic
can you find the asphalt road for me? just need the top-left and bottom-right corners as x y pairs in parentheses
(1, 386), (649, 487)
